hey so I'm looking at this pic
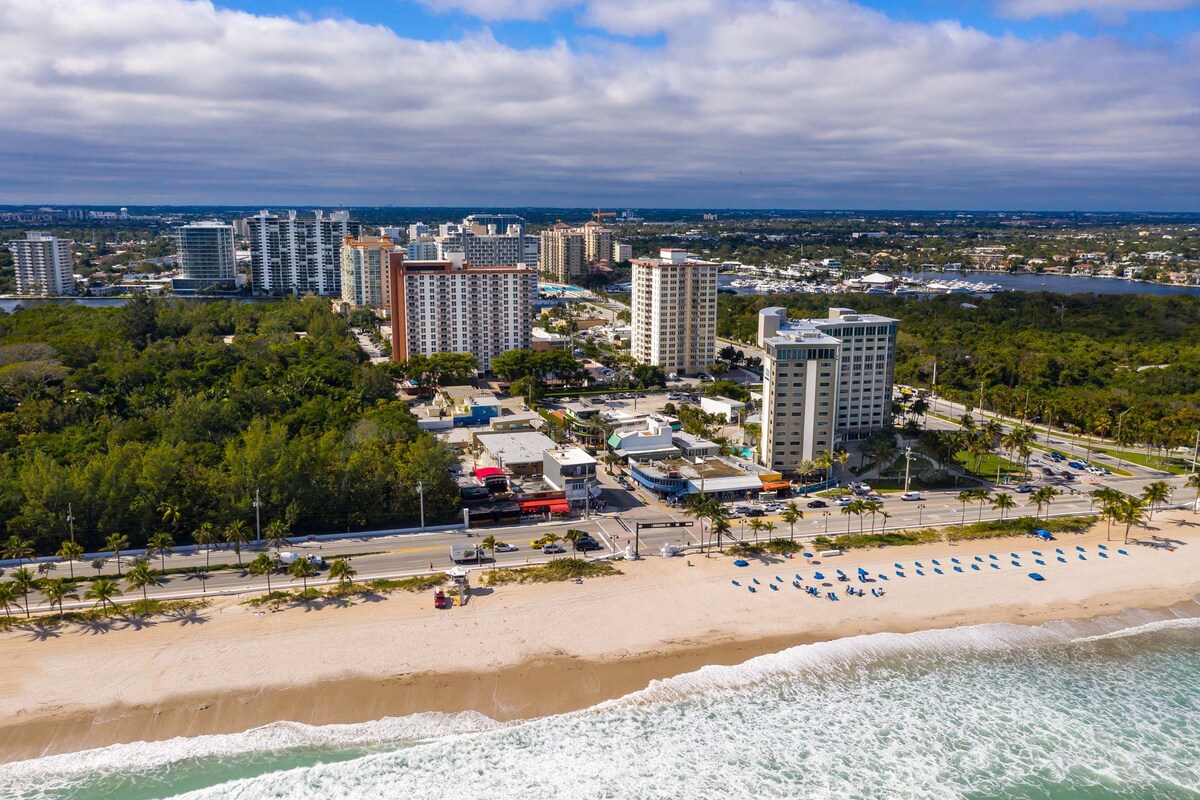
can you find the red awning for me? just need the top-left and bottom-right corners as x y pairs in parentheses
(518, 499), (572, 514)
(475, 467), (505, 479)
(549, 501), (571, 513)
(760, 480), (791, 491)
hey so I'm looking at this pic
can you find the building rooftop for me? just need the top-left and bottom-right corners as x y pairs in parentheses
(703, 395), (746, 409)
(475, 431), (557, 465)
(545, 447), (596, 467)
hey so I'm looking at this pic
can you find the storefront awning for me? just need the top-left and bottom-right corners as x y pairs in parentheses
(475, 467), (506, 480)
(760, 480), (791, 491)
(518, 499), (571, 513)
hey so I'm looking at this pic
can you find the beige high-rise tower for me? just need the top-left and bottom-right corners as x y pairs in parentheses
(630, 249), (717, 376)
(340, 234), (395, 309)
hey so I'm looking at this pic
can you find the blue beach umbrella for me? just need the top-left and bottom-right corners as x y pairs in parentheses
(953, 566), (963, 573)
(813, 572), (825, 580)
(896, 571), (906, 577)
(1055, 548), (1064, 554)
(770, 584), (779, 591)
(803, 552), (814, 559)
(1035, 559), (1045, 565)
(971, 564), (981, 570)
(1011, 561), (1020, 567)
(731, 580), (741, 586)
(932, 559), (941, 566)
(951, 558), (961, 564)
(1076, 546), (1086, 552)
(1118, 549), (1129, 556)
(878, 573), (889, 580)
(915, 561), (924, 568)
(989, 554), (998, 560)
(1099, 552), (1109, 559)
(1079, 554), (1086, 560)
(991, 563), (1000, 569)
(916, 569), (925, 576)
(934, 568), (944, 575)
(749, 586), (757, 593)
(1032, 551), (1042, 556)
(795, 574), (803, 581)
(1098, 544), (1108, 551)
(974, 556), (984, 562)
(1028, 573), (1045, 582)
(1057, 556), (1067, 563)
(894, 563), (903, 570)
(753, 578), (761, 584)
(734, 560), (750, 567)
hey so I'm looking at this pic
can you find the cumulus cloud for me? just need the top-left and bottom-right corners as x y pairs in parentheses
(996, 0), (1199, 19)
(416, 0), (578, 21)
(0, 0), (1197, 209)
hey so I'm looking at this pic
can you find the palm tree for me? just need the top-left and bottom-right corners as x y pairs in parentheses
(288, 558), (318, 597)
(0, 582), (19, 620)
(329, 558), (357, 589)
(1030, 486), (1057, 521)
(840, 501), (858, 534)
(158, 501), (182, 533)
(104, 532), (131, 577)
(193, 523), (219, 569)
(263, 520), (290, 552)
(813, 451), (833, 486)
(861, 499), (883, 533)
(684, 494), (714, 551)
(1090, 487), (1123, 539)
(540, 532), (563, 551)
(56, 540), (84, 580)
(480, 535), (499, 569)
(2, 536), (34, 565)
(40, 578), (79, 618)
(1141, 481), (1172, 520)
(710, 516), (732, 552)
(973, 489), (992, 522)
(563, 529), (586, 559)
(762, 521), (777, 542)
(991, 492), (1016, 521)
(794, 459), (816, 494)
(224, 520), (251, 565)
(956, 490), (974, 526)
(747, 518), (764, 543)
(1115, 496), (1148, 544)
(879, 511), (892, 532)
(779, 503), (803, 541)
(10, 567), (38, 618)
(146, 532), (175, 571)
(248, 553), (277, 593)
(1188, 473), (1200, 514)
(124, 561), (161, 603)
(85, 578), (123, 615)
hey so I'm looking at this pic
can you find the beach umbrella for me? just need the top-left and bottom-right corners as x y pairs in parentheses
(1009, 553), (1019, 559)
(1011, 561), (1020, 567)
(734, 559), (750, 567)
(974, 556), (983, 562)
(953, 566), (963, 573)
(951, 558), (961, 564)
(803, 552), (814, 559)
(991, 563), (1000, 569)
(1078, 554), (1086, 560)
(770, 584), (779, 591)
(971, 564), (981, 570)
(932, 559), (941, 565)
(1028, 573), (1045, 582)
(989, 554), (998, 560)
(775, 576), (783, 583)
(1117, 549), (1128, 556)
(753, 578), (760, 584)
(1035, 559), (1045, 565)
(1076, 546), (1085, 552)
(878, 573), (889, 580)
(795, 574), (803, 581)
(1099, 552), (1109, 559)
(731, 580), (741, 586)
(915, 569), (925, 576)
(813, 572), (825, 580)
(1055, 548), (1064, 554)
(749, 586), (756, 593)
(894, 563), (903, 569)
(915, 561), (924, 568)
(1098, 544), (1108, 551)
(1057, 556), (1067, 563)
(1032, 551), (1042, 556)
(896, 571), (906, 577)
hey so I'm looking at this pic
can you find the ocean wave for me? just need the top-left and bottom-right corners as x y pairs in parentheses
(1072, 615), (1200, 643)
(0, 712), (501, 795)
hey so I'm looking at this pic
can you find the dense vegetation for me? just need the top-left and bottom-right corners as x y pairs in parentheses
(0, 296), (460, 555)
(719, 292), (1200, 449)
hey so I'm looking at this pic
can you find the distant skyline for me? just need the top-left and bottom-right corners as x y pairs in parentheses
(2, 0), (1199, 210)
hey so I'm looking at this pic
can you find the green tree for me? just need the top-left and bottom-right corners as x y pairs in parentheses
(2, 536), (33, 565)
(0, 582), (20, 620)
(54, 540), (83, 580)
(779, 502), (803, 541)
(85, 577), (123, 615)
(248, 552), (277, 594)
(104, 532), (131, 577)
(224, 521), (251, 565)
(288, 558), (318, 596)
(991, 492), (1016, 521)
(10, 566), (38, 618)
(481, 535), (498, 569)
(1140, 481), (1172, 520)
(193, 523), (219, 569)
(263, 519), (290, 553)
(972, 489), (992, 522)
(124, 561), (161, 603)
(146, 532), (175, 571)
(1115, 496), (1148, 544)
(40, 578), (79, 618)
(1030, 486), (1057, 521)
(329, 558), (356, 589)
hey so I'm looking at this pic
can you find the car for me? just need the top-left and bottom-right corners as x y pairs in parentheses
(494, 542), (518, 553)
(575, 538), (602, 552)
(668, 373), (679, 381)
(542, 543), (566, 554)
(1042, 467), (1057, 476)
(1067, 460), (1088, 470)
(833, 496), (853, 507)
(1059, 470), (1074, 479)
(1014, 483), (1034, 493)
(807, 499), (828, 508)
(734, 505), (752, 514)
(761, 503), (781, 512)
(900, 491), (923, 501)
(1048, 451), (1066, 461)
(744, 508), (765, 517)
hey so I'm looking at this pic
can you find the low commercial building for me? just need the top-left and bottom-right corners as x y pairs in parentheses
(542, 447), (597, 505)
(700, 395), (746, 423)
(531, 326), (571, 351)
(607, 421), (679, 461)
(672, 432), (720, 459)
(488, 412), (542, 433)
(629, 456), (772, 502)
(475, 431), (558, 477)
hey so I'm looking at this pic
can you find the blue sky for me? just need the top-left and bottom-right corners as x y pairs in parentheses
(217, 0), (1200, 46)
(2, 0), (1199, 209)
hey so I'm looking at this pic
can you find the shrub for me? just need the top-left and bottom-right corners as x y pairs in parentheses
(481, 559), (621, 586)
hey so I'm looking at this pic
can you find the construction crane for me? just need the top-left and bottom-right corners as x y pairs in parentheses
(592, 209), (616, 224)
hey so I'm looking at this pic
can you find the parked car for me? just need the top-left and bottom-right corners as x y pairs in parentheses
(542, 543), (566, 554)
(494, 542), (518, 553)
(1042, 467), (1057, 476)
(834, 497), (853, 507)
(734, 505), (752, 514)
(900, 491), (923, 501)
(1014, 484), (1034, 493)
(744, 508), (765, 517)
(1048, 451), (1066, 462)
(1067, 460), (1088, 470)
(761, 503), (781, 512)
(1059, 470), (1074, 479)
(807, 499), (829, 508)
(575, 537), (602, 552)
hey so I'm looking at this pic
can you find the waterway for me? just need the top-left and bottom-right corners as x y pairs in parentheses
(901, 271), (1200, 297)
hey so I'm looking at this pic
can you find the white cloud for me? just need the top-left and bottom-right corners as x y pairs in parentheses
(0, 0), (1197, 208)
(996, 0), (1198, 19)
(415, 0), (579, 21)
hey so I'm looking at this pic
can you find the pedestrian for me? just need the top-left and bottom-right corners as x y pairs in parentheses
(429, 562), (434, 571)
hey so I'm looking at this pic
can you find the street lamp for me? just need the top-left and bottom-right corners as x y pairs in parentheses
(823, 511), (830, 534)
(1115, 409), (1132, 470)
(417, 480), (426, 532)
(903, 447), (913, 493)
(918, 504), (926, 526)
(253, 488), (262, 543)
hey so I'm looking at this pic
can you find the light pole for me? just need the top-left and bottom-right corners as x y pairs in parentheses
(903, 447), (913, 493)
(66, 503), (75, 544)
(1191, 430), (1199, 475)
(417, 480), (426, 532)
(1115, 409), (1132, 471)
(918, 504), (926, 526)
(823, 511), (830, 535)
(253, 488), (262, 543)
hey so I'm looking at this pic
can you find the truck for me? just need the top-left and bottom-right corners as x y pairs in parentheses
(450, 543), (479, 563)
(277, 551), (325, 568)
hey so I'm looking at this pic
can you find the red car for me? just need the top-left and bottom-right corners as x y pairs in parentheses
(434, 589), (450, 609)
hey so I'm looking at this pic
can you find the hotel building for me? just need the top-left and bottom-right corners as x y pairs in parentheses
(247, 209), (359, 296)
(630, 249), (717, 376)
(388, 255), (535, 372)
(7, 231), (75, 296)
(173, 221), (236, 292)
(538, 221), (612, 282)
(340, 234), (395, 309)
(758, 307), (898, 472)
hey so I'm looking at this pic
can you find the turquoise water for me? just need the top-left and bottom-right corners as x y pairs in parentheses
(4, 606), (1198, 800)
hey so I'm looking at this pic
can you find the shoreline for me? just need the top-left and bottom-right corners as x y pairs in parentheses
(2, 513), (1198, 763)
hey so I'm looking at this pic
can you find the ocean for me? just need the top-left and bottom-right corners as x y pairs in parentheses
(4, 605), (1198, 800)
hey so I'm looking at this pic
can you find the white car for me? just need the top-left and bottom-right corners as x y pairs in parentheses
(900, 491), (923, 501)
(494, 542), (518, 553)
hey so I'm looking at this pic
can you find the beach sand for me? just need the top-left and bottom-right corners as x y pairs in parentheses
(1, 512), (1198, 763)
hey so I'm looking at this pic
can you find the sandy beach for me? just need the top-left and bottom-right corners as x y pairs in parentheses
(2, 511), (1198, 763)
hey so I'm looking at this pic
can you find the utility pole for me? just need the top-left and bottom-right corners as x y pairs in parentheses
(67, 503), (75, 544)
(1115, 409), (1131, 471)
(930, 359), (937, 415)
(903, 447), (913, 493)
(253, 488), (262, 543)
(978, 380), (985, 422)
(1191, 430), (1199, 475)
(417, 480), (426, 532)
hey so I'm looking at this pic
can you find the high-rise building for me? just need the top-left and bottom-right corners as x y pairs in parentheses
(379, 226), (404, 241)
(460, 220), (526, 266)
(539, 223), (584, 282)
(463, 213), (526, 239)
(173, 222), (237, 292)
(612, 242), (633, 263)
(757, 307), (898, 472)
(407, 222), (431, 240)
(406, 238), (440, 261)
(388, 256), (535, 372)
(581, 221), (612, 270)
(630, 249), (717, 376)
(340, 234), (395, 309)
(7, 231), (74, 296)
(247, 209), (359, 296)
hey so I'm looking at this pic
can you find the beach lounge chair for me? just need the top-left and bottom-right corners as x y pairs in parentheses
(878, 573), (888, 580)
(934, 568), (943, 575)
(1011, 561), (1020, 567)
(749, 586), (757, 593)
(1099, 552), (1109, 559)
(1098, 544), (1108, 551)
(974, 556), (983, 562)
(813, 572), (825, 580)
(951, 558), (961, 564)
(770, 584), (778, 591)
(1032, 551), (1042, 556)
(894, 563), (903, 570)
(1076, 546), (1085, 552)
(1117, 549), (1128, 556)
(1028, 573), (1045, 582)
(989, 554), (998, 560)
(896, 571), (905, 577)
(776, 576), (783, 583)
(753, 578), (760, 584)
(915, 561), (924, 568)
(1055, 548), (1064, 554)
(953, 566), (963, 573)
(971, 564), (980, 570)
(1057, 556), (1067, 563)
(1079, 554), (1086, 560)
(793, 580), (801, 588)
(731, 580), (741, 586)
(932, 559), (941, 565)
(795, 574), (803, 581)
(916, 569), (925, 576)
(1035, 559), (1045, 565)
(991, 563), (1000, 569)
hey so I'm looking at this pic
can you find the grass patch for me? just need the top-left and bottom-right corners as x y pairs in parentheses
(953, 450), (1025, 480)
(1094, 448), (1190, 475)
(481, 558), (622, 586)
(0, 599), (208, 629)
(368, 574), (447, 593)
(822, 515), (1095, 550)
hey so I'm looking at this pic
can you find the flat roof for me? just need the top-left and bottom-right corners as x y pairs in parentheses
(475, 431), (557, 465)
(545, 447), (596, 466)
(702, 396), (746, 408)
